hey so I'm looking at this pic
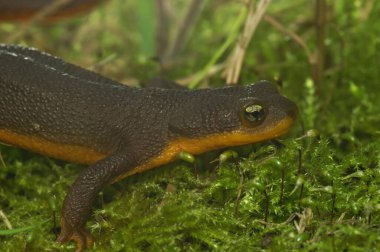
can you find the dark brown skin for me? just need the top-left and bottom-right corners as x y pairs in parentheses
(0, 44), (298, 251)
(0, 0), (106, 22)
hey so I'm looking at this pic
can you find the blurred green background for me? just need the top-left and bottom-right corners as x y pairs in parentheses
(0, 0), (379, 251)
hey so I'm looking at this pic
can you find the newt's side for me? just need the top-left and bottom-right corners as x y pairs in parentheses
(0, 44), (298, 251)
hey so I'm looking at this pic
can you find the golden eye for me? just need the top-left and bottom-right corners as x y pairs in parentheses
(240, 104), (265, 127)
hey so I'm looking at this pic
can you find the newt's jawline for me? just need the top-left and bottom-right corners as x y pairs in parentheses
(115, 116), (295, 181)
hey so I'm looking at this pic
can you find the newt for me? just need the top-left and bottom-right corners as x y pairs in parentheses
(0, 44), (298, 251)
(0, 0), (106, 22)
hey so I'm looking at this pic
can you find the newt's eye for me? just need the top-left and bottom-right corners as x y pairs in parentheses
(240, 104), (265, 127)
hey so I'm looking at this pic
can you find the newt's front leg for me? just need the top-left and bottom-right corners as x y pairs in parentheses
(56, 151), (139, 251)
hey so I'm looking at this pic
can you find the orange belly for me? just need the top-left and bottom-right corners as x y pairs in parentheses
(115, 116), (294, 181)
(0, 129), (105, 164)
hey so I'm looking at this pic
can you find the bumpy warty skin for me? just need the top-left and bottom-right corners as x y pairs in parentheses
(166, 83), (297, 139)
(0, 44), (298, 251)
(0, 45), (176, 160)
(0, 44), (297, 164)
(0, 48), (126, 154)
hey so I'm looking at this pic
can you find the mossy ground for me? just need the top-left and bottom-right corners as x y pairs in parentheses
(0, 0), (379, 251)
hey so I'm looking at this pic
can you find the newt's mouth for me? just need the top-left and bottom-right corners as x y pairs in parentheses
(223, 115), (297, 148)
(116, 99), (298, 181)
(116, 112), (298, 182)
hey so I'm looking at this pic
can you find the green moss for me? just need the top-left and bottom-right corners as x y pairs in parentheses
(0, 0), (380, 251)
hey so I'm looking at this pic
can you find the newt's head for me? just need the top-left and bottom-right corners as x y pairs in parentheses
(229, 80), (298, 144)
(168, 81), (298, 152)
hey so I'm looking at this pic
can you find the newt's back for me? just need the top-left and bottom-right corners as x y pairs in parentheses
(0, 45), (134, 163)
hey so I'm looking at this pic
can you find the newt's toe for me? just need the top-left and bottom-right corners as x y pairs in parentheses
(57, 218), (93, 252)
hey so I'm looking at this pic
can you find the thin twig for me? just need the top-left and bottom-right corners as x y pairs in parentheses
(88, 53), (117, 71)
(168, 0), (204, 59)
(0, 152), (7, 169)
(360, 0), (373, 21)
(298, 184), (304, 210)
(234, 167), (244, 215)
(225, 0), (272, 84)
(279, 168), (285, 203)
(313, 0), (327, 93)
(155, 0), (170, 62)
(297, 149), (302, 175)
(264, 14), (314, 64)
(52, 211), (58, 238)
(263, 188), (269, 226)
(188, 6), (247, 89)
(297, 149), (303, 210)
(0, 210), (12, 229)
(177, 63), (225, 85)
(265, 1), (327, 93)
(330, 181), (335, 224)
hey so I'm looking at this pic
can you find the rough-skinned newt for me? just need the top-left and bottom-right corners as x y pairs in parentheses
(0, 44), (298, 251)
(0, 0), (106, 22)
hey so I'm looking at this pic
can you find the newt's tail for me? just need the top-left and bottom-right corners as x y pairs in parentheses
(0, 0), (106, 22)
